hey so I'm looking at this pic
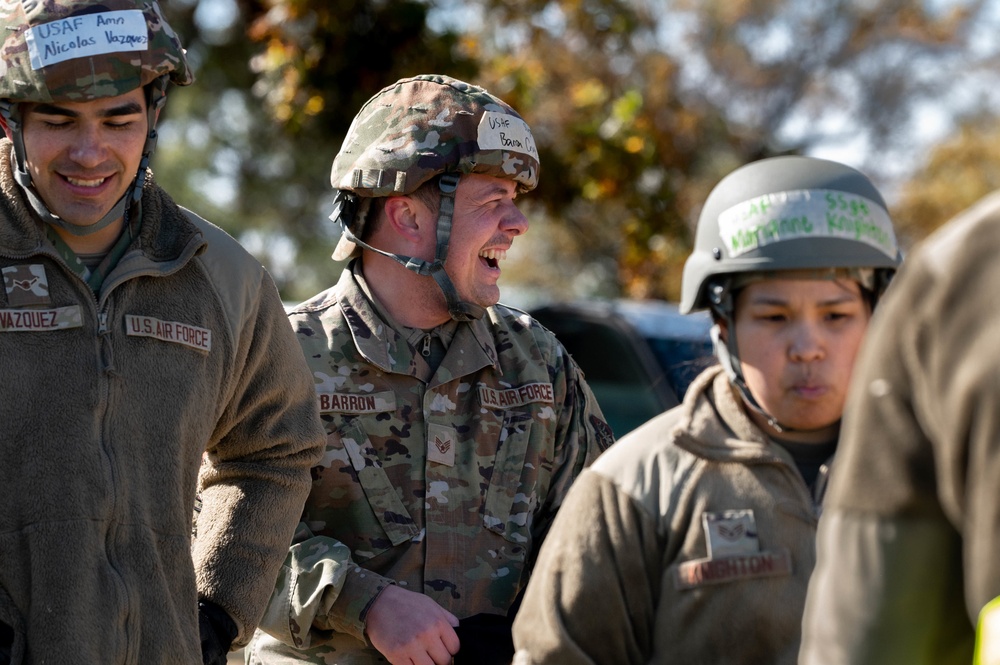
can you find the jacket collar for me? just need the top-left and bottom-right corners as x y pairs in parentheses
(337, 261), (500, 381)
(675, 365), (793, 464)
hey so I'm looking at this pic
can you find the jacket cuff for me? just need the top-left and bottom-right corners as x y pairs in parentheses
(329, 565), (395, 644)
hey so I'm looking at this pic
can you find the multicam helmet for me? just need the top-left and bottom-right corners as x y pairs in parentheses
(0, 0), (193, 237)
(331, 74), (539, 200)
(330, 74), (541, 321)
(680, 155), (902, 432)
(0, 0), (192, 103)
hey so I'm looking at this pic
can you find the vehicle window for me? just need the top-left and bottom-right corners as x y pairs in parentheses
(646, 336), (715, 400)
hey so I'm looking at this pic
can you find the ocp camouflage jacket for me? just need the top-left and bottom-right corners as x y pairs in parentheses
(247, 264), (612, 664)
(512, 365), (825, 665)
(0, 140), (324, 664)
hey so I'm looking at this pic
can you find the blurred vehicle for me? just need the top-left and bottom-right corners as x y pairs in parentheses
(529, 299), (714, 439)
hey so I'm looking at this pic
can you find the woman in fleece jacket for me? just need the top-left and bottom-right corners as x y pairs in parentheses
(511, 156), (901, 665)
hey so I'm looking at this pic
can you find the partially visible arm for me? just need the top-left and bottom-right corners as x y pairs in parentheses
(259, 523), (461, 663)
(800, 245), (977, 665)
(193, 274), (326, 645)
(529, 346), (613, 552)
(801, 511), (969, 665)
(513, 470), (661, 665)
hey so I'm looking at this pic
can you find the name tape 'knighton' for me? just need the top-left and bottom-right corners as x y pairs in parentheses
(25, 10), (148, 71)
(718, 188), (897, 259)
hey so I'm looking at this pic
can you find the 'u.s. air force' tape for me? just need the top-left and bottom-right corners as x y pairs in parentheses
(125, 314), (211, 352)
(25, 10), (148, 71)
(718, 188), (897, 259)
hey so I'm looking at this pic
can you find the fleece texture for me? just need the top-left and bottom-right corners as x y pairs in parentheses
(0, 140), (324, 664)
(513, 366), (824, 665)
(799, 193), (1000, 665)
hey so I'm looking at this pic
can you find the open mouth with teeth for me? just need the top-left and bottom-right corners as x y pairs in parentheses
(65, 175), (108, 188)
(479, 248), (506, 269)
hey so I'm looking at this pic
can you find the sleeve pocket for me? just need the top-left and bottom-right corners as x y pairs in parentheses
(339, 419), (419, 546)
(483, 409), (539, 545)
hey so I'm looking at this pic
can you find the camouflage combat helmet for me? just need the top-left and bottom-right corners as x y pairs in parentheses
(0, 0), (193, 237)
(329, 74), (541, 322)
(680, 155), (901, 431)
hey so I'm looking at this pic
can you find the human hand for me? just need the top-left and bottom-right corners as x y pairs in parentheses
(365, 585), (460, 665)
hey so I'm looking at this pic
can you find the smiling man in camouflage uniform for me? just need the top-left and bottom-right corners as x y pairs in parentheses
(245, 74), (613, 665)
(0, 2), (324, 664)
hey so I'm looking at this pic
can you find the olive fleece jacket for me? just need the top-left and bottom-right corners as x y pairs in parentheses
(800, 192), (1000, 665)
(0, 140), (325, 664)
(513, 366), (825, 665)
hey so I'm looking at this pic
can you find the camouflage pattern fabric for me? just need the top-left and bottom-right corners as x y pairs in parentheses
(246, 264), (613, 664)
(0, 0), (192, 102)
(331, 74), (540, 198)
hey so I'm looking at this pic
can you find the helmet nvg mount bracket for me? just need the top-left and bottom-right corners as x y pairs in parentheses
(328, 74), (540, 322)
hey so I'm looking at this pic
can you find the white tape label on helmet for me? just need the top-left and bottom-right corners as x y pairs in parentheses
(477, 111), (539, 161)
(718, 188), (897, 259)
(25, 10), (148, 72)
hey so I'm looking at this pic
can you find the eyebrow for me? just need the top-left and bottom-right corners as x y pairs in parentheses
(31, 101), (145, 118)
(477, 184), (517, 200)
(748, 294), (862, 307)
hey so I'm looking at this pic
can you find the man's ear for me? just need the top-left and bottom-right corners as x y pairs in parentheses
(383, 195), (426, 244)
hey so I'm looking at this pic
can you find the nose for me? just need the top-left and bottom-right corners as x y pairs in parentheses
(67, 124), (109, 168)
(501, 203), (529, 237)
(788, 322), (825, 362)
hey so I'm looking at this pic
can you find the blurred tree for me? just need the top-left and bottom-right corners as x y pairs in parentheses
(155, 0), (477, 301)
(894, 111), (1000, 242)
(472, 0), (992, 297)
(154, 0), (997, 302)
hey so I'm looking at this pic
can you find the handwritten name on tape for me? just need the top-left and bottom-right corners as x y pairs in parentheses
(25, 10), (148, 71)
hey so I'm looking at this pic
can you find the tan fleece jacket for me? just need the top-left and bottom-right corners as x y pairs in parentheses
(0, 141), (324, 664)
(800, 193), (1000, 665)
(513, 366), (824, 665)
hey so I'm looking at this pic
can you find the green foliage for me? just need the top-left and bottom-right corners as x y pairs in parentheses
(153, 0), (998, 302)
(895, 113), (1000, 243)
(154, 0), (477, 300)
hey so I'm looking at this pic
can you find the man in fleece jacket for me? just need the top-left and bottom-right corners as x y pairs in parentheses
(0, 1), (324, 663)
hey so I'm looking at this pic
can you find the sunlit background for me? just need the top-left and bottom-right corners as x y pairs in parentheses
(154, 0), (1000, 309)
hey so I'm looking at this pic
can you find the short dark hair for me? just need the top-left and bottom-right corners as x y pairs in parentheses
(361, 176), (443, 242)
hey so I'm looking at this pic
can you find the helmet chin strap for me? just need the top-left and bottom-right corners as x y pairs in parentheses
(339, 173), (486, 323)
(0, 76), (168, 238)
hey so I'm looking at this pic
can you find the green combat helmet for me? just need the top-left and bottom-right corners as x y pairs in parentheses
(0, 0), (193, 237)
(329, 74), (540, 322)
(680, 155), (902, 431)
